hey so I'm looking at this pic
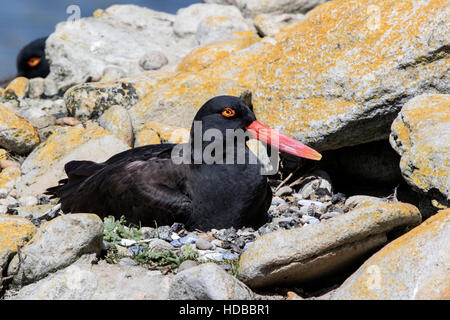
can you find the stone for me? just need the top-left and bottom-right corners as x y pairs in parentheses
(390, 94), (450, 204)
(55, 117), (80, 126)
(345, 195), (389, 210)
(169, 263), (253, 300)
(173, 3), (245, 37)
(100, 66), (127, 82)
(2, 77), (29, 99)
(195, 238), (214, 250)
(199, 0), (450, 151)
(16, 123), (129, 196)
(147, 239), (174, 252)
(6, 256), (171, 300)
(204, 0), (326, 17)
(238, 203), (421, 288)
(0, 104), (40, 154)
(27, 78), (45, 99)
(0, 167), (20, 198)
(18, 196), (38, 207)
(0, 216), (36, 270)
(7, 214), (103, 287)
(196, 15), (251, 46)
(139, 51), (169, 71)
(275, 186), (293, 197)
(46, 5), (197, 90)
(253, 13), (306, 36)
(321, 209), (450, 300)
(98, 105), (134, 146)
(11, 204), (55, 221)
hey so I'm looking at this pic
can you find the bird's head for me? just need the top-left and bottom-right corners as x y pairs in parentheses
(192, 95), (322, 161)
(16, 37), (50, 79)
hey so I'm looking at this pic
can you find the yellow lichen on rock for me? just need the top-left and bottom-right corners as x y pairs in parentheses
(0, 215), (36, 268)
(177, 31), (260, 73)
(3, 77), (29, 98)
(390, 94), (450, 202)
(325, 209), (450, 300)
(134, 122), (190, 147)
(0, 166), (20, 197)
(0, 103), (40, 154)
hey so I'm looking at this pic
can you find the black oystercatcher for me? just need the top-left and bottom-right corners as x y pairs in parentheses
(0, 37), (50, 87)
(46, 96), (321, 231)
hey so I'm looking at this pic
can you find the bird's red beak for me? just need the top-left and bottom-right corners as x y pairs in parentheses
(246, 121), (322, 161)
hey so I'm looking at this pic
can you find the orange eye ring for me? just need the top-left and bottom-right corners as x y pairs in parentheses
(221, 107), (236, 118)
(27, 57), (41, 67)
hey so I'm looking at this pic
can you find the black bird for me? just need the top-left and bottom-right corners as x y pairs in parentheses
(46, 96), (322, 231)
(0, 37), (49, 87)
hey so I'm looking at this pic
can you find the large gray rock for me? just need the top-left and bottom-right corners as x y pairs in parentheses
(169, 263), (253, 300)
(238, 203), (421, 288)
(46, 5), (197, 90)
(320, 209), (450, 300)
(196, 15), (251, 46)
(174, 3), (245, 37)
(7, 214), (103, 287)
(6, 255), (171, 300)
(390, 94), (450, 204)
(203, 0), (326, 17)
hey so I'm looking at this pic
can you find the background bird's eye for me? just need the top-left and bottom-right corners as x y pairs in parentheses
(27, 57), (41, 67)
(221, 107), (236, 118)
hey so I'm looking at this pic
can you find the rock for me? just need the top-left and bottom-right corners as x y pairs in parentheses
(55, 117), (80, 126)
(0, 167), (20, 198)
(275, 186), (293, 197)
(196, 16), (251, 46)
(2, 77), (29, 99)
(0, 216), (36, 271)
(7, 214), (103, 287)
(134, 122), (190, 147)
(46, 5), (197, 90)
(298, 170), (332, 201)
(6, 256), (171, 300)
(238, 203), (421, 288)
(16, 123), (129, 196)
(177, 31), (260, 73)
(205, 0), (326, 17)
(321, 209), (450, 300)
(147, 239), (174, 252)
(169, 263), (253, 300)
(345, 195), (389, 210)
(173, 3), (245, 37)
(100, 66), (127, 82)
(390, 94), (450, 204)
(27, 78), (45, 99)
(178, 260), (198, 272)
(18, 196), (38, 207)
(0, 104), (40, 154)
(198, 0), (450, 151)
(195, 238), (214, 250)
(98, 105), (134, 146)
(43, 78), (58, 97)
(118, 257), (138, 267)
(253, 13), (306, 36)
(139, 51), (169, 71)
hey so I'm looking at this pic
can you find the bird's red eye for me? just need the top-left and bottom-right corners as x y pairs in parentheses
(221, 108), (236, 118)
(27, 57), (41, 67)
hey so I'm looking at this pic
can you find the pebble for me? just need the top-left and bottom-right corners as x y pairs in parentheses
(128, 245), (146, 255)
(118, 257), (138, 267)
(321, 212), (343, 219)
(18, 196), (38, 207)
(195, 238), (213, 250)
(120, 239), (137, 247)
(271, 197), (287, 206)
(275, 186), (293, 197)
(156, 226), (173, 241)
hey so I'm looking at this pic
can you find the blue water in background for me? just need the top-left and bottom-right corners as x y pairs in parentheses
(0, 0), (200, 77)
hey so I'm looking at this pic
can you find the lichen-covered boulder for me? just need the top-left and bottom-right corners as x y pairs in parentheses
(176, 31), (260, 73)
(16, 123), (129, 196)
(0, 167), (21, 198)
(390, 94), (450, 204)
(2, 77), (29, 99)
(0, 216), (36, 271)
(7, 214), (103, 287)
(98, 105), (134, 146)
(238, 203), (421, 288)
(253, 13), (306, 36)
(0, 103), (40, 154)
(321, 209), (450, 300)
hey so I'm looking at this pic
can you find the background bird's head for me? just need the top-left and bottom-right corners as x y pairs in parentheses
(16, 37), (50, 79)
